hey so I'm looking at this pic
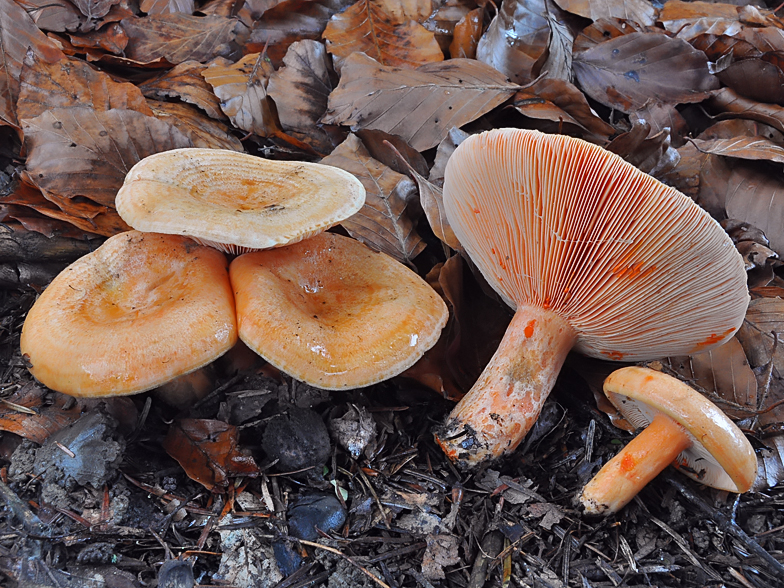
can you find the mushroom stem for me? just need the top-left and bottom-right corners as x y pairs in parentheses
(580, 413), (693, 515)
(435, 305), (576, 467)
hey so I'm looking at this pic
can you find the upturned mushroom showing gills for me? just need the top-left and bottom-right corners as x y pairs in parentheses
(229, 232), (449, 390)
(21, 231), (237, 397)
(116, 148), (366, 254)
(580, 366), (757, 515)
(434, 128), (750, 468)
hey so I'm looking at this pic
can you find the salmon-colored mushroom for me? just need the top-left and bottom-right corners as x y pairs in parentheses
(229, 232), (448, 390)
(435, 128), (749, 468)
(21, 231), (237, 397)
(116, 148), (365, 254)
(580, 366), (757, 515)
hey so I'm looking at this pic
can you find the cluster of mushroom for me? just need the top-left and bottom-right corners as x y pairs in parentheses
(434, 128), (757, 510)
(21, 149), (448, 399)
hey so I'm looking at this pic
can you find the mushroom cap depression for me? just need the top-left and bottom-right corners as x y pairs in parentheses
(116, 148), (366, 254)
(21, 231), (237, 397)
(603, 366), (757, 493)
(443, 128), (749, 361)
(229, 232), (449, 389)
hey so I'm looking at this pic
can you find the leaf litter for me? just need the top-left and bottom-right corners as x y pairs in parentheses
(0, 0), (783, 587)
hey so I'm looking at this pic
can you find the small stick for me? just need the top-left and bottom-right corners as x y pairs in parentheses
(297, 539), (391, 588)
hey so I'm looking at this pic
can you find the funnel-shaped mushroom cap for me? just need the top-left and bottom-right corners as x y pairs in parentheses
(604, 366), (757, 493)
(116, 148), (366, 254)
(230, 232), (448, 390)
(21, 231), (237, 397)
(444, 129), (749, 360)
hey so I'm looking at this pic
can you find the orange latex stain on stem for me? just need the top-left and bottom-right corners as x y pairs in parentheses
(603, 351), (625, 360)
(524, 320), (536, 338)
(620, 453), (635, 473)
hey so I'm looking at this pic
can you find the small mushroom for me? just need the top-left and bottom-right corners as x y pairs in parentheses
(21, 231), (237, 397)
(580, 366), (757, 515)
(435, 128), (749, 467)
(116, 148), (366, 254)
(229, 232), (449, 390)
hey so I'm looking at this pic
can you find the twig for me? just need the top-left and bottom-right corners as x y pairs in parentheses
(663, 472), (784, 578)
(297, 539), (391, 588)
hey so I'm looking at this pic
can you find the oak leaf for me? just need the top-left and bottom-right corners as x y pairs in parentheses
(322, 52), (519, 151)
(321, 133), (425, 265)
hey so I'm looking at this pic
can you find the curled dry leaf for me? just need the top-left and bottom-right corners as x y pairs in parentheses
(573, 31), (720, 113)
(202, 52), (279, 137)
(17, 0), (88, 33)
(631, 102), (689, 148)
(18, 54), (152, 121)
(139, 60), (225, 120)
(554, 0), (656, 26)
(606, 120), (679, 177)
(121, 14), (249, 65)
(267, 40), (337, 156)
(71, 0), (119, 19)
(163, 419), (260, 491)
(476, 0), (550, 85)
(708, 87), (784, 136)
(22, 106), (192, 209)
(320, 133), (425, 265)
(449, 7), (483, 59)
(139, 0), (195, 15)
(323, 0), (443, 68)
(690, 135), (784, 164)
(0, 0), (65, 127)
(322, 52), (519, 151)
(718, 56), (784, 106)
(148, 100), (244, 151)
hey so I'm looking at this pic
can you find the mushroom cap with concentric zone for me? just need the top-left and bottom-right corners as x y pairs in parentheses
(229, 232), (449, 390)
(604, 366), (757, 493)
(116, 148), (366, 254)
(443, 128), (749, 361)
(20, 231), (237, 397)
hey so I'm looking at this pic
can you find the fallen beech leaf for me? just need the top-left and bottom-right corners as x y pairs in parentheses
(631, 102), (688, 147)
(690, 135), (784, 164)
(426, 0), (474, 55)
(718, 57), (784, 106)
(202, 52), (279, 137)
(449, 7), (483, 59)
(513, 77), (616, 142)
(164, 419), (259, 491)
(71, 0), (119, 19)
(323, 0), (443, 68)
(573, 31), (719, 113)
(658, 0), (741, 37)
(708, 87), (784, 135)
(428, 126), (469, 186)
(18, 54), (152, 121)
(355, 129), (429, 177)
(17, 0), (88, 33)
(67, 22), (130, 55)
(476, 0), (550, 84)
(22, 107), (192, 208)
(321, 133), (425, 265)
(140, 0), (195, 15)
(121, 14), (249, 64)
(572, 17), (648, 53)
(148, 100), (244, 151)
(606, 120), (679, 177)
(555, 0), (655, 26)
(246, 0), (350, 67)
(0, 0), (65, 127)
(322, 52), (519, 151)
(267, 40), (337, 155)
(139, 60), (225, 120)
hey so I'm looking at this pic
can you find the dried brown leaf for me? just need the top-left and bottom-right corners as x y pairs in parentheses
(322, 52), (519, 151)
(323, 0), (444, 68)
(267, 40), (337, 155)
(0, 0), (65, 127)
(22, 107), (192, 209)
(202, 52), (279, 137)
(18, 54), (152, 121)
(422, 533), (461, 580)
(718, 57), (784, 106)
(690, 135), (784, 164)
(139, 60), (224, 120)
(708, 87), (784, 135)
(72, 0), (118, 19)
(573, 31), (719, 113)
(320, 133), (425, 265)
(449, 7), (483, 59)
(148, 100), (244, 151)
(121, 14), (249, 65)
(555, 0), (656, 26)
(163, 419), (260, 491)
(140, 0), (195, 15)
(16, 0), (87, 33)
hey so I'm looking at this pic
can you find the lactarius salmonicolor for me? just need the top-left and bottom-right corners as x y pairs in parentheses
(116, 148), (365, 254)
(434, 128), (750, 468)
(20, 231), (237, 397)
(230, 232), (449, 390)
(580, 366), (756, 515)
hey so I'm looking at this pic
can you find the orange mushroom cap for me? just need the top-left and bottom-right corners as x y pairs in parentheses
(436, 128), (749, 467)
(229, 232), (448, 390)
(21, 231), (237, 397)
(116, 148), (366, 254)
(580, 366), (757, 515)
